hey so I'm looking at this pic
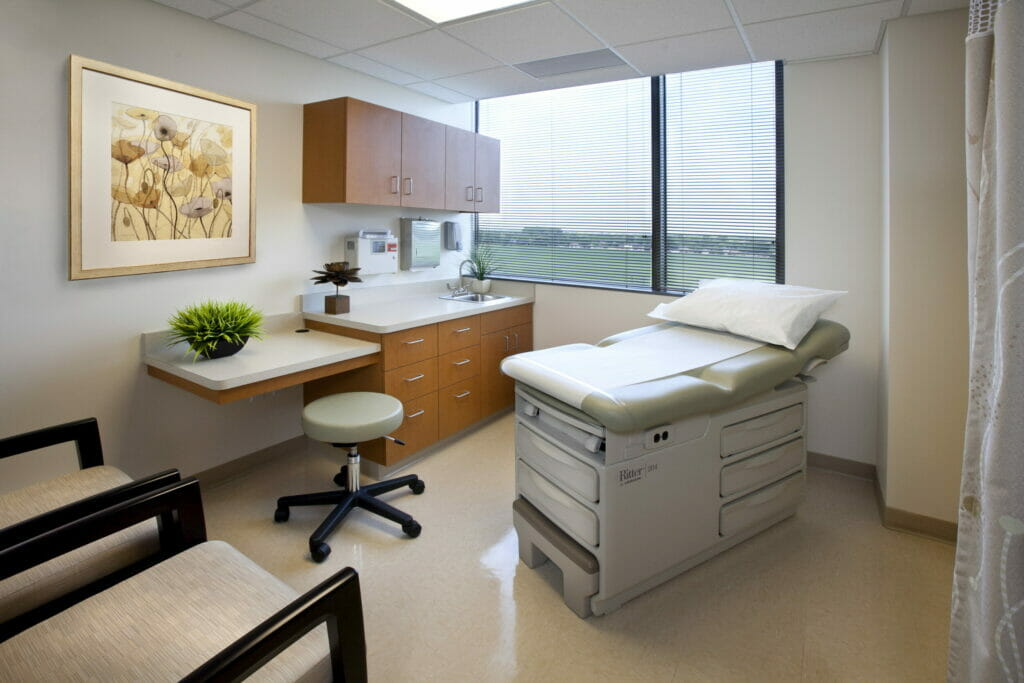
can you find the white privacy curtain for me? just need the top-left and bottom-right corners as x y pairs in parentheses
(949, 1), (1024, 680)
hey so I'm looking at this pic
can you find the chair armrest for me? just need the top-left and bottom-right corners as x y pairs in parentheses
(0, 477), (207, 582)
(0, 469), (181, 550)
(0, 417), (104, 469)
(184, 566), (368, 683)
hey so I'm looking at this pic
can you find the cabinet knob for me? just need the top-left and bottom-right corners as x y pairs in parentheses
(404, 177), (413, 195)
(512, 332), (519, 351)
(465, 186), (474, 202)
(503, 335), (509, 352)
(390, 176), (399, 194)
(475, 186), (483, 203)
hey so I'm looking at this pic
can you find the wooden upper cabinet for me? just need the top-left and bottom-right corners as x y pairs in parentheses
(303, 97), (401, 205)
(474, 134), (501, 214)
(400, 114), (445, 210)
(444, 126), (477, 212)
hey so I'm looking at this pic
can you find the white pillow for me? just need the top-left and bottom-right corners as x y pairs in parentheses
(648, 278), (845, 349)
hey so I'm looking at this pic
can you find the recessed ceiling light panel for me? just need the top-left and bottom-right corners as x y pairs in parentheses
(393, 0), (533, 24)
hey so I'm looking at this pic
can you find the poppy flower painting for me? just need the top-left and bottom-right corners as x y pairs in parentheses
(70, 55), (255, 279)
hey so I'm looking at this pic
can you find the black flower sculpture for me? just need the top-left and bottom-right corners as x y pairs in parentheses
(311, 261), (362, 296)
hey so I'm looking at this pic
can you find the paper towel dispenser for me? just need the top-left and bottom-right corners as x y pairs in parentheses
(400, 218), (441, 270)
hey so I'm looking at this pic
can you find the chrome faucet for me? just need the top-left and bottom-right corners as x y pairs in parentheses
(447, 259), (474, 296)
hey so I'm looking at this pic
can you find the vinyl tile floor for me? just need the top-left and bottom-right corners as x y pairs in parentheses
(203, 413), (955, 682)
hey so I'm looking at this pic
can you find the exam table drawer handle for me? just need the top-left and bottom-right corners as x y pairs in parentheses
(406, 409), (426, 419)
(454, 391), (472, 399)
(403, 338), (425, 345)
(404, 374), (425, 383)
(453, 359), (471, 366)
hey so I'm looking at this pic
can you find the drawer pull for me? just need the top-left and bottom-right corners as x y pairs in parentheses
(512, 332), (519, 351)
(743, 484), (791, 508)
(504, 335), (510, 352)
(743, 451), (784, 469)
(390, 176), (399, 194)
(403, 338), (425, 345)
(454, 327), (472, 333)
(465, 186), (474, 202)
(406, 409), (425, 419)
(454, 390), (472, 399)
(404, 374), (425, 382)
(453, 359), (471, 366)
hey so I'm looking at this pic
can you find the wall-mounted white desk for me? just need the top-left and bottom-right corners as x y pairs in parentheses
(143, 314), (380, 404)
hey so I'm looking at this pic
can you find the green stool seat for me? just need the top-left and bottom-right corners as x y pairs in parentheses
(302, 392), (404, 445)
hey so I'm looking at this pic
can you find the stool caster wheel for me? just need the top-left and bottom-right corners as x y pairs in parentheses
(333, 466), (348, 488)
(402, 520), (422, 538)
(311, 542), (331, 563)
(410, 480), (425, 495)
(274, 507), (289, 523)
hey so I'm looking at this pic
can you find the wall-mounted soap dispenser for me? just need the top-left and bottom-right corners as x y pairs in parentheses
(443, 221), (461, 251)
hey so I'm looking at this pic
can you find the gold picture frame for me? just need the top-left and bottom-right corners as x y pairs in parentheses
(69, 55), (256, 280)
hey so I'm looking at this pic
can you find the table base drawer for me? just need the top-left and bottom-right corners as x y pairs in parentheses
(720, 471), (804, 537)
(721, 438), (804, 498)
(517, 460), (598, 548)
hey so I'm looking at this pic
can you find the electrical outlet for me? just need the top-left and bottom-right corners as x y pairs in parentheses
(644, 425), (672, 449)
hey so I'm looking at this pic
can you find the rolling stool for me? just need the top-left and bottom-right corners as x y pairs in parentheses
(274, 392), (425, 562)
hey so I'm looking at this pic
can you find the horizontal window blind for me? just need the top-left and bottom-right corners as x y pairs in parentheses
(664, 62), (778, 291)
(476, 78), (652, 289)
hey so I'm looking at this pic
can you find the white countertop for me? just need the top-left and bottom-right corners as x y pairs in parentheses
(302, 287), (534, 334)
(143, 313), (380, 391)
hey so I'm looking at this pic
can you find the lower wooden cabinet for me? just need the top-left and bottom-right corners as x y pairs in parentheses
(304, 303), (532, 466)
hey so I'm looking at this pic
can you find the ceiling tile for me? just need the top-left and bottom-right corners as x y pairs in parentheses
(744, 0), (902, 61)
(731, 0), (881, 24)
(358, 30), (501, 80)
(244, 0), (428, 51)
(906, 0), (969, 15)
(327, 53), (420, 85)
(617, 28), (750, 76)
(150, 0), (232, 19)
(215, 11), (343, 57)
(444, 2), (603, 65)
(531, 63), (641, 90)
(406, 81), (475, 103)
(556, 0), (734, 47)
(436, 66), (541, 99)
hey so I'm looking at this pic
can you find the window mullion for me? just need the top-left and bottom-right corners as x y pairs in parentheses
(651, 75), (667, 292)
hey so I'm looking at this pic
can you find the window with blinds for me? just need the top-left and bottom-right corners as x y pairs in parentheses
(476, 61), (782, 292)
(476, 78), (652, 288)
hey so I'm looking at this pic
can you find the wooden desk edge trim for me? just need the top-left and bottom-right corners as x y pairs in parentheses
(147, 352), (381, 404)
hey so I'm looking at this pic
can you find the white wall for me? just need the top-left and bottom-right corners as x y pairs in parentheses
(0, 0), (472, 490)
(879, 10), (968, 523)
(534, 54), (884, 465)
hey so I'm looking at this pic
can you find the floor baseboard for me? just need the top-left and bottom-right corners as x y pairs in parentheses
(807, 451), (876, 480)
(194, 435), (307, 488)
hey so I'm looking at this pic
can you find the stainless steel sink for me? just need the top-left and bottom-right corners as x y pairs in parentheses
(439, 293), (508, 303)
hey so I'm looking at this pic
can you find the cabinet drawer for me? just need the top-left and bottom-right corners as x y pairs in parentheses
(516, 460), (598, 548)
(384, 357), (438, 403)
(720, 471), (804, 537)
(386, 392), (438, 462)
(721, 438), (804, 498)
(721, 404), (803, 458)
(438, 376), (481, 439)
(438, 346), (480, 387)
(383, 324), (438, 370)
(480, 305), (532, 335)
(438, 315), (480, 354)
(516, 422), (599, 502)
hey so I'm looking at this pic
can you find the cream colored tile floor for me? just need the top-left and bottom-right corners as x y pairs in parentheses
(204, 414), (955, 682)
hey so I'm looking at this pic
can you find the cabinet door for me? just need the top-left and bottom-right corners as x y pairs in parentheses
(401, 114), (445, 210)
(445, 126), (476, 212)
(345, 99), (402, 206)
(474, 134), (501, 213)
(507, 323), (533, 355)
(480, 330), (514, 417)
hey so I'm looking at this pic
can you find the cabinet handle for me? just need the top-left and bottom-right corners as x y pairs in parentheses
(465, 186), (474, 202)
(403, 338), (425, 345)
(390, 176), (399, 194)
(504, 335), (509, 352)
(453, 359), (471, 366)
(512, 332), (519, 351)
(403, 177), (413, 195)
(404, 373), (425, 382)
(406, 409), (425, 419)
(454, 391), (471, 399)
(454, 327), (472, 333)
(475, 186), (483, 203)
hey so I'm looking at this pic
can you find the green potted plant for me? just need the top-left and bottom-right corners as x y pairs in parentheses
(167, 300), (264, 360)
(465, 245), (498, 294)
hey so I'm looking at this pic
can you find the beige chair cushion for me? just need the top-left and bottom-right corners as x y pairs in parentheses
(0, 541), (331, 682)
(0, 466), (160, 622)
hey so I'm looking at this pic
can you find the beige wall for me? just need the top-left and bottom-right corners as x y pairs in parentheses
(879, 9), (968, 523)
(535, 54), (884, 466)
(0, 0), (472, 491)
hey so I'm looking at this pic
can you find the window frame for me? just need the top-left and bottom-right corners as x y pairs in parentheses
(474, 60), (785, 295)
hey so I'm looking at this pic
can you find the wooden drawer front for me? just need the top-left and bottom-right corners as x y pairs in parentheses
(439, 376), (481, 440)
(438, 315), (481, 354)
(721, 404), (804, 458)
(438, 346), (480, 388)
(384, 357), (438, 403)
(386, 392), (438, 463)
(480, 304), (532, 335)
(383, 324), (438, 370)
(721, 438), (804, 498)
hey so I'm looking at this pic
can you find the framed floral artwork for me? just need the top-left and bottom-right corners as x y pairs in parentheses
(69, 55), (256, 279)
